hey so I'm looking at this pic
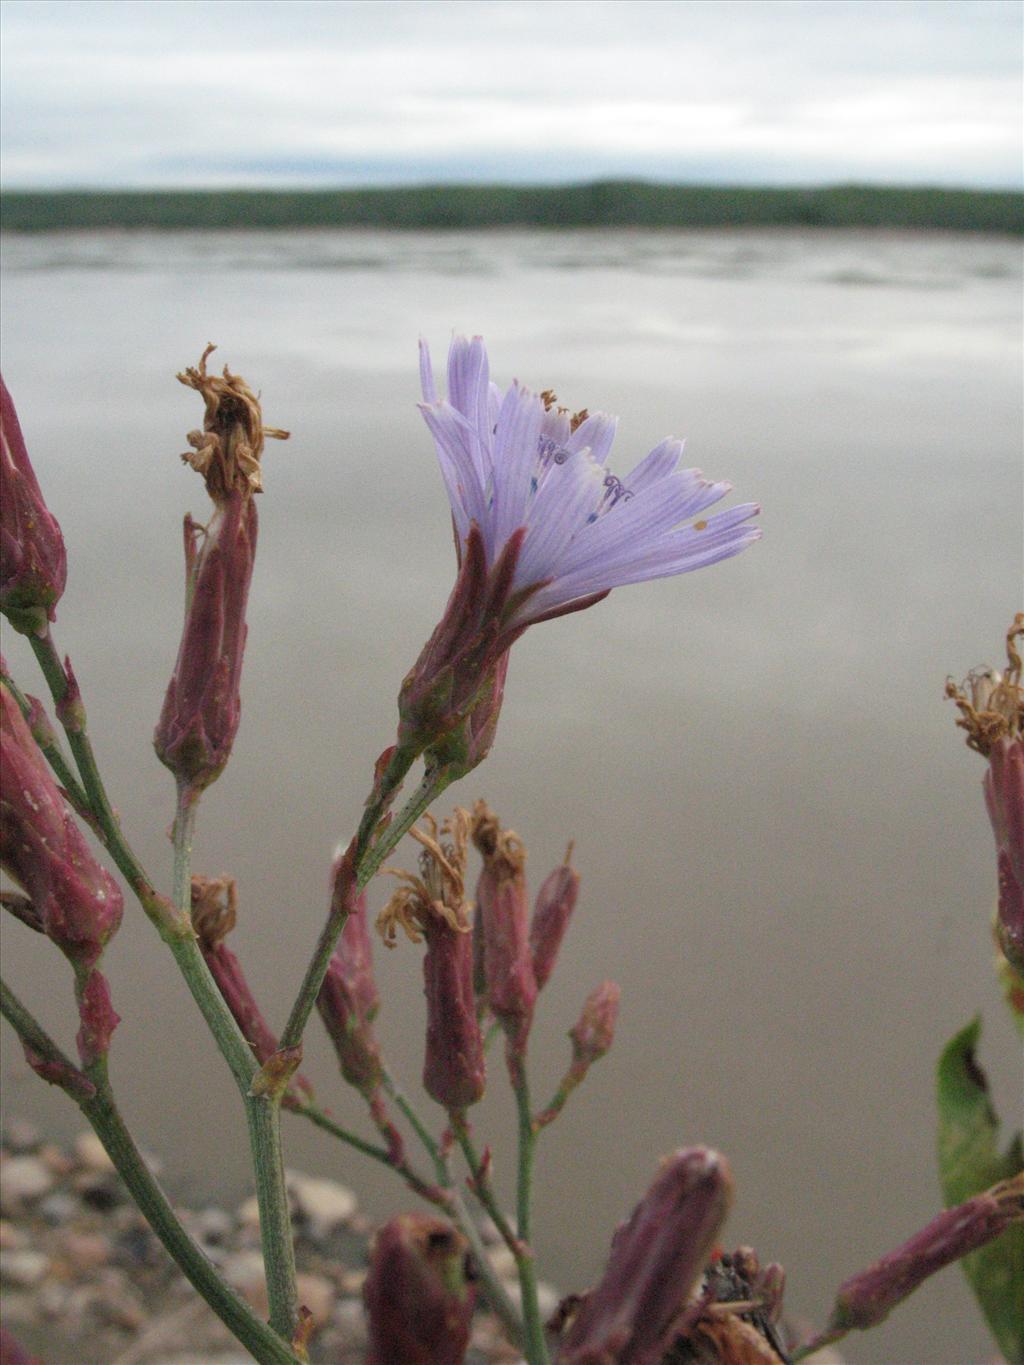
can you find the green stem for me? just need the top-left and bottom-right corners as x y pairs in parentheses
(279, 757), (453, 1053)
(0, 980), (301, 1365)
(512, 1063), (548, 1365)
(379, 1071), (524, 1347)
(172, 787), (298, 1342)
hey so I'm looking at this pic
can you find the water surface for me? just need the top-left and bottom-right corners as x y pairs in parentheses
(2, 228), (1021, 1364)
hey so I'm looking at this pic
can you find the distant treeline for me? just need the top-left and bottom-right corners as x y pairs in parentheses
(2, 182), (1021, 234)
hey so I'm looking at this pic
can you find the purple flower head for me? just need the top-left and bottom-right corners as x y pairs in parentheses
(398, 337), (759, 767)
(0, 375), (67, 637)
(419, 336), (760, 629)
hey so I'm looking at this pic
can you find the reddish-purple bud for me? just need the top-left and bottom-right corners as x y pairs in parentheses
(471, 801), (537, 1054)
(75, 969), (120, 1069)
(317, 892), (385, 1095)
(423, 905), (486, 1111)
(364, 1213), (477, 1365)
(191, 875), (284, 1065)
(0, 1326), (45, 1365)
(985, 737), (1024, 972)
(377, 811), (485, 1111)
(1, 681), (123, 967)
(0, 375), (67, 636)
(569, 980), (620, 1078)
(154, 348), (287, 798)
(826, 1173), (1024, 1335)
(530, 849), (580, 990)
(557, 1147), (734, 1365)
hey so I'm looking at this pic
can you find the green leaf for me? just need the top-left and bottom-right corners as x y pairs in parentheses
(937, 1017), (1024, 1364)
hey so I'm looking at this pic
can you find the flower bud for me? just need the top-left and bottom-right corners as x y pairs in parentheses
(557, 1147), (733, 1365)
(377, 811), (485, 1111)
(422, 901), (485, 1111)
(470, 801), (537, 1055)
(1, 681), (122, 968)
(154, 348), (287, 799)
(825, 1173), (1024, 1335)
(317, 891), (385, 1096)
(569, 980), (620, 1078)
(0, 375), (67, 636)
(948, 616), (1024, 980)
(364, 1213), (476, 1365)
(530, 849), (580, 990)
(985, 737), (1024, 973)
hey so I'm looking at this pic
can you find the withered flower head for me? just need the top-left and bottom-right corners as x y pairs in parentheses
(946, 614), (1023, 757)
(378, 811), (484, 1111)
(154, 347), (288, 799)
(177, 344), (288, 502)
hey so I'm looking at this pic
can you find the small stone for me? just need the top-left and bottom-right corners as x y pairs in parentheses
(0, 1248), (50, 1287)
(74, 1131), (114, 1173)
(486, 1243), (517, 1281)
(36, 1279), (72, 1317)
(2, 1120), (40, 1154)
(37, 1143), (74, 1177)
(37, 1191), (78, 1226)
(0, 1220), (28, 1250)
(221, 1250), (268, 1312)
(93, 1280), (147, 1330)
(0, 1156), (53, 1212)
(332, 1296), (367, 1343)
(74, 1170), (123, 1210)
(286, 1172), (357, 1239)
(59, 1231), (111, 1272)
(195, 1206), (234, 1245)
(339, 1267), (366, 1294)
(236, 1194), (262, 1228)
(296, 1271), (335, 1327)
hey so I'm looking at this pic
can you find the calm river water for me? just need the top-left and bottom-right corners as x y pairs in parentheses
(1, 228), (1021, 1363)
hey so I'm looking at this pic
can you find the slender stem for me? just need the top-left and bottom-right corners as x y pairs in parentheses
(246, 1097), (299, 1339)
(512, 1064), (549, 1365)
(0, 980), (301, 1365)
(279, 758), (453, 1053)
(172, 786), (298, 1342)
(379, 1071), (524, 1346)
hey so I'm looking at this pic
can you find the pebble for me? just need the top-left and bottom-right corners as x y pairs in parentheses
(0, 1124), (544, 1365)
(0, 1248), (50, 1287)
(0, 1157), (53, 1212)
(74, 1131), (115, 1173)
(58, 1230), (112, 1272)
(195, 1206), (233, 1245)
(286, 1173), (358, 1239)
(296, 1271), (335, 1326)
(2, 1121), (40, 1154)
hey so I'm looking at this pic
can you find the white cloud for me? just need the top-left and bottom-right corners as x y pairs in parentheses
(1, 0), (1020, 187)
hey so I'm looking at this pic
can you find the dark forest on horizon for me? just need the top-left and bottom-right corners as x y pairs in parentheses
(2, 181), (1021, 233)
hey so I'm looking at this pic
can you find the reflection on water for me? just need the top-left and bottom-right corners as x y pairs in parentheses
(1, 228), (1021, 1364)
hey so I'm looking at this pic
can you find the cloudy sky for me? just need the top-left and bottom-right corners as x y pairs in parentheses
(1, 0), (1021, 189)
